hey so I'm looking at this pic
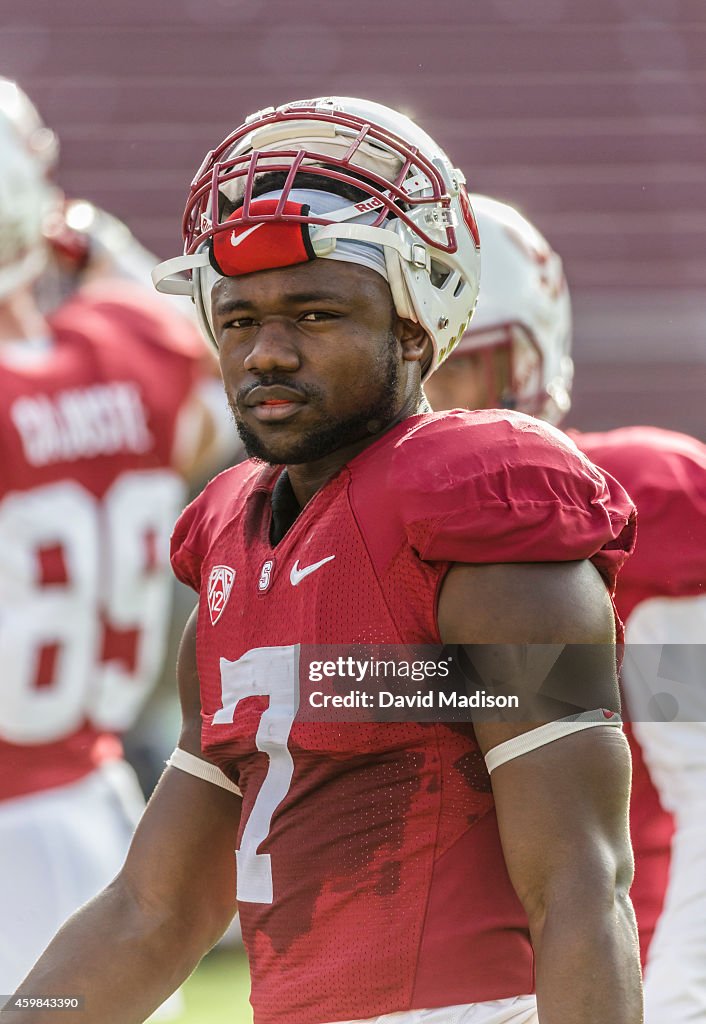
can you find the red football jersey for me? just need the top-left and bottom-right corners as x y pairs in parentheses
(172, 410), (635, 1024)
(576, 426), (706, 962)
(0, 284), (204, 800)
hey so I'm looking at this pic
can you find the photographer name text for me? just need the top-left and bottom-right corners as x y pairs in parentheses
(308, 689), (519, 709)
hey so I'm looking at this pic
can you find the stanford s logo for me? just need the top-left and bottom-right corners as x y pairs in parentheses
(207, 565), (236, 625)
(258, 559), (274, 593)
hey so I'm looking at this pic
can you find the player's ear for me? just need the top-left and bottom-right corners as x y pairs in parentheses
(395, 316), (431, 367)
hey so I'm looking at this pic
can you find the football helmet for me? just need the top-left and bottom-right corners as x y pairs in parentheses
(449, 194), (573, 424)
(153, 96), (481, 379)
(0, 77), (59, 172)
(0, 117), (57, 299)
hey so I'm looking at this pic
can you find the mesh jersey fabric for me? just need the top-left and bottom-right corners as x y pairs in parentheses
(171, 409), (635, 1024)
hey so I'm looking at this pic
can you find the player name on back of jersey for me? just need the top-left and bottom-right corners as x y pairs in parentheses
(10, 382), (153, 467)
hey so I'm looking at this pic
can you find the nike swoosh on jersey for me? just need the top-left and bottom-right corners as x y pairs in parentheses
(290, 555), (336, 586)
(230, 223), (266, 248)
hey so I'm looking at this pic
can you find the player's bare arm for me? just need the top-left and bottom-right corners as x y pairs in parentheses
(0, 608), (240, 1024)
(438, 560), (642, 1024)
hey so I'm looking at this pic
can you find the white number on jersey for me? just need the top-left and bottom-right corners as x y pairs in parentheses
(0, 473), (185, 743)
(215, 645), (300, 904)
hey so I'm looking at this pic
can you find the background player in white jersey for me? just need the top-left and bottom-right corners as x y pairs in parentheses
(424, 195), (706, 1024)
(0, 100), (232, 1010)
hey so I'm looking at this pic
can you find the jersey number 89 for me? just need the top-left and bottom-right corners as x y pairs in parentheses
(0, 472), (184, 744)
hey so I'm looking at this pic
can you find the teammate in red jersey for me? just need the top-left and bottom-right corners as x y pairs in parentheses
(5, 98), (642, 1024)
(424, 194), (706, 1023)
(0, 76), (233, 440)
(0, 99), (230, 1011)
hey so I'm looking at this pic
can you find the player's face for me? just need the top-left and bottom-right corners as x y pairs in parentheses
(425, 346), (512, 412)
(424, 351), (491, 412)
(211, 259), (420, 465)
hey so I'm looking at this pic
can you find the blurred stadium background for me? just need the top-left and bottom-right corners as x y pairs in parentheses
(3, 0), (704, 437)
(1, 0), (704, 1020)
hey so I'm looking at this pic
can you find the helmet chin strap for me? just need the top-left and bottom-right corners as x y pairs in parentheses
(151, 250), (210, 296)
(383, 244), (418, 323)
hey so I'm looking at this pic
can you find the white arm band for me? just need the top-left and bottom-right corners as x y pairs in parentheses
(166, 747), (242, 796)
(484, 710), (623, 773)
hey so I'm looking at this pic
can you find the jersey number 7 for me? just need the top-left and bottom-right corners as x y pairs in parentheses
(215, 644), (300, 904)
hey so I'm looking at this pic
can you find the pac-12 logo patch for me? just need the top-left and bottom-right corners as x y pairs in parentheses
(207, 565), (236, 625)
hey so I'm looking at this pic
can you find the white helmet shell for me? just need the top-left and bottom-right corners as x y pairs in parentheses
(153, 96), (481, 380)
(0, 117), (56, 299)
(0, 77), (59, 172)
(454, 194), (573, 424)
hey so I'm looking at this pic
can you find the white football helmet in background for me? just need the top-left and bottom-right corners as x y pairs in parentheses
(0, 76), (59, 173)
(453, 194), (573, 424)
(0, 116), (58, 299)
(0, 76), (186, 312)
(153, 96), (481, 379)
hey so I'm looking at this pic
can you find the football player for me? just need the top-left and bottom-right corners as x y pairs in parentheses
(424, 194), (706, 1024)
(4, 98), (642, 1024)
(0, 76), (235, 484)
(0, 103), (230, 1013)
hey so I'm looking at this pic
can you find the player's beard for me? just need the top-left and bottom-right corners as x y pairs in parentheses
(230, 335), (401, 465)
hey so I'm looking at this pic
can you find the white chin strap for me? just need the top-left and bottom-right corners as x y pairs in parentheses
(151, 251), (208, 296)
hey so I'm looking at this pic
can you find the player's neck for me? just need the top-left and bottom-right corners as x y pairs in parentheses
(287, 393), (427, 508)
(0, 288), (49, 345)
